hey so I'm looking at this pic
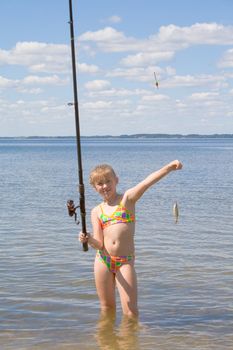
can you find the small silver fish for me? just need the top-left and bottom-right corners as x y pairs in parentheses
(173, 202), (179, 224)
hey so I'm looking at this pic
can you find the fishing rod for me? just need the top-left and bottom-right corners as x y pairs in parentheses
(67, 0), (88, 251)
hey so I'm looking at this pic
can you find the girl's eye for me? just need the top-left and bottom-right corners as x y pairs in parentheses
(96, 178), (111, 186)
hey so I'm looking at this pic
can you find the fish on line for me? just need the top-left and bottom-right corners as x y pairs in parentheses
(173, 202), (179, 223)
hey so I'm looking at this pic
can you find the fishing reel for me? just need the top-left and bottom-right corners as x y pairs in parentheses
(67, 199), (80, 225)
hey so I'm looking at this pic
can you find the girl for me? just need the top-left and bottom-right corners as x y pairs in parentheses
(79, 160), (182, 318)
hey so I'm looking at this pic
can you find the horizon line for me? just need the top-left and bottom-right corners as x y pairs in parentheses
(1, 133), (233, 139)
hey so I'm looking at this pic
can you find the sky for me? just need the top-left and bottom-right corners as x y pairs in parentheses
(0, 0), (233, 136)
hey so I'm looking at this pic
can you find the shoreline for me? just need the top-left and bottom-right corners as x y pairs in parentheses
(1, 133), (233, 139)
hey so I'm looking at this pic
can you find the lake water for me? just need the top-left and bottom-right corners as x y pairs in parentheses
(0, 137), (233, 349)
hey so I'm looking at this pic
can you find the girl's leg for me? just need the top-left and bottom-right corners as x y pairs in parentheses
(96, 310), (117, 349)
(94, 255), (116, 313)
(115, 261), (138, 318)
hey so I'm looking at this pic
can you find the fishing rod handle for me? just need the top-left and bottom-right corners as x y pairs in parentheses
(80, 220), (88, 251)
(81, 220), (88, 251)
(83, 241), (88, 252)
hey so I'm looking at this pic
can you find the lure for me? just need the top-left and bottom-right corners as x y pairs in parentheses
(154, 72), (159, 88)
(173, 202), (179, 224)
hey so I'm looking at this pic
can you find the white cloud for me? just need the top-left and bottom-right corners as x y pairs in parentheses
(1, 18), (233, 136)
(22, 75), (68, 86)
(0, 41), (100, 76)
(142, 94), (169, 102)
(0, 41), (70, 73)
(84, 79), (111, 91)
(87, 88), (150, 98)
(0, 76), (18, 88)
(106, 67), (226, 90)
(79, 27), (125, 42)
(175, 100), (187, 109)
(83, 100), (112, 109)
(79, 27), (140, 52)
(0, 74), (68, 92)
(79, 23), (233, 53)
(107, 66), (163, 83)
(78, 63), (100, 73)
(106, 15), (122, 24)
(156, 23), (233, 47)
(218, 48), (233, 68)
(163, 74), (226, 89)
(189, 92), (219, 101)
(17, 87), (43, 95)
(121, 51), (174, 66)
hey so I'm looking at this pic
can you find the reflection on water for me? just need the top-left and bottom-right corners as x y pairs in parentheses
(95, 311), (233, 350)
(96, 312), (140, 350)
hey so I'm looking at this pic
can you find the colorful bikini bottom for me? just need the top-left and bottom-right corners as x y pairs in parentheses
(97, 250), (134, 274)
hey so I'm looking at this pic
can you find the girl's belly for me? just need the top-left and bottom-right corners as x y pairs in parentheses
(103, 224), (135, 256)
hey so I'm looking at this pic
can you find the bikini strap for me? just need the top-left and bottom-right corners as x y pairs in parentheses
(119, 200), (127, 208)
(99, 204), (104, 214)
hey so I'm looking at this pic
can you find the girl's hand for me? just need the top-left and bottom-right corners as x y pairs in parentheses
(169, 160), (183, 171)
(79, 232), (89, 243)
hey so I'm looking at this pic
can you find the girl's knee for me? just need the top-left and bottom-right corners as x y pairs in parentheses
(100, 299), (116, 310)
(100, 304), (116, 314)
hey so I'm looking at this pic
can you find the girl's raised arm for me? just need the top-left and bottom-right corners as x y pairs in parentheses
(126, 160), (182, 203)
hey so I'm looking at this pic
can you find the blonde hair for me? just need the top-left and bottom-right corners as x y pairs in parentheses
(89, 164), (117, 187)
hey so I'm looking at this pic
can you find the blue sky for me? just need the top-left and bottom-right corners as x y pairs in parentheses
(0, 0), (233, 136)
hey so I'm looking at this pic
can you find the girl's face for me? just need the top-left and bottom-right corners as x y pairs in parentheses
(94, 173), (118, 201)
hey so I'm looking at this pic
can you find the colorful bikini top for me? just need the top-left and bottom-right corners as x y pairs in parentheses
(99, 201), (135, 229)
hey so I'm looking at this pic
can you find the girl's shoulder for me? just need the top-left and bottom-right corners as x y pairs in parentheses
(121, 190), (134, 204)
(92, 203), (103, 217)
(120, 191), (136, 212)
